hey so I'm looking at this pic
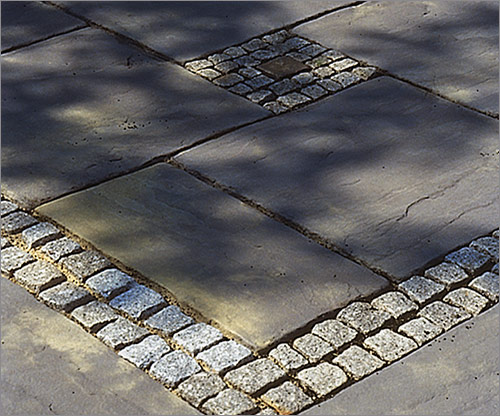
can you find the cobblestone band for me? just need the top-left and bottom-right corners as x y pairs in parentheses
(2, 197), (498, 414)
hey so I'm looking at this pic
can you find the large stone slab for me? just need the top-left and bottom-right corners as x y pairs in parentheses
(1, 27), (268, 208)
(37, 164), (387, 350)
(301, 305), (499, 415)
(177, 77), (499, 281)
(295, 1), (499, 114)
(59, 1), (353, 61)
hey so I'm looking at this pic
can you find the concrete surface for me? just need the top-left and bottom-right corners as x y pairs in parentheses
(177, 76), (499, 281)
(36, 164), (387, 350)
(295, 0), (499, 115)
(0, 278), (200, 415)
(301, 304), (499, 415)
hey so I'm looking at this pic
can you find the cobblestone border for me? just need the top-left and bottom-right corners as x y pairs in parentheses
(2, 197), (498, 414)
(183, 29), (379, 114)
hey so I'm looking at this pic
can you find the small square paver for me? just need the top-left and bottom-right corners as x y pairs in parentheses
(424, 262), (469, 286)
(311, 319), (357, 349)
(13, 261), (65, 294)
(301, 84), (327, 99)
(371, 291), (418, 319)
(149, 350), (202, 387)
(224, 358), (285, 395)
(363, 329), (418, 362)
(443, 288), (489, 316)
(336, 302), (391, 334)
(398, 317), (443, 346)
(332, 345), (384, 380)
(223, 46), (246, 58)
(261, 381), (313, 414)
(228, 82), (253, 96)
(263, 101), (288, 114)
(329, 58), (358, 72)
(60, 250), (112, 281)
(470, 237), (499, 262)
(39, 281), (94, 312)
(145, 305), (194, 335)
(256, 407), (278, 415)
(262, 30), (290, 45)
(39, 237), (82, 261)
(445, 247), (490, 275)
(292, 72), (314, 86)
(196, 340), (252, 373)
(245, 74), (274, 89)
(283, 36), (310, 50)
(257, 56), (309, 79)
(398, 276), (445, 305)
(176, 372), (226, 408)
(297, 362), (347, 397)
(268, 343), (308, 371)
(317, 78), (342, 92)
(276, 92), (311, 108)
(292, 333), (334, 363)
(214, 60), (238, 74)
(96, 317), (149, 350)
(299, 43), (326, 57)
(85, 268), (136, 299)
(1, 246), (35, 275)
(251, 48), (280, 61)
(118, 334), (171, 370)
(173, 323), (224, 354)
(352, 66), (377, 80)
(71, 300), (119, 332)
(269, 78), (298, 95)
(109, 284), (166, 320)
(1, 236), (11, 249)
(185, 59), (212, 72)
(20, 222), (60, 249)
(469, 272), (498, 301)
(2, 211), (38, 234)
(234, 55), (261, 67)
(331, 71), (361, 88)
(1, 200), (18, 217)
(213, 73), (244, 87)
(198, 68), (221, 80)
(208, 53), (230, 65)
(247, 90), (273, 104)
(241, 38), (267, 52)
(201, 389), (257, 415)
(239, 67), (262, 78)
(418, 301), (471, 331)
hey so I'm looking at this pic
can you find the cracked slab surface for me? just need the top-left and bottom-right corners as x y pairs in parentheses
(177, 76), (498, 281)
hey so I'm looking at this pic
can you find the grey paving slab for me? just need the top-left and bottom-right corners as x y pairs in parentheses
(301, 305), (499, 415)
(59, 1), (354, 61)
(0, 278), (199, 415)
(1, 27), (267, 208)
(178, 77), (498, 281)
(1, 1), (84, 52)
(295, 1), (499, 114)
(37, 164), (387, 349)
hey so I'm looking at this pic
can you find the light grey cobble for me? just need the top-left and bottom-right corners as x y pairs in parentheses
(1, 246), (35, 275)
(263, 101), (288, 114)
(363, 329), (418, 362)
(292, 72), (314, 86)
(317, 78), (342, 92)
(185, 59), (212, 72)
(150, 350), (202, 387)
(197, 68), (221, 80)
(239, 67), (262, 78)
(418, 301), (471, 331)
(445, 247), (490, 275)
(247, 90), (273, 103)
(71, 300), (119, 332)
(245, 74), (274, 89)
(20, 222), (60, 249)
(424, 262), (469, 286)
(213, 73), (244, 87)
(109, 284), (166, 320)
(292, 333), (334, 363)
(268, 343), (308, 371)
(352, 66), (377, 80)
(228, 82), (253, 96)
(261, 381), (313, 414)
(301, 84), (327, 99)
(398, 317), (443, 346)
(332, 345), (384, 380)
(336, 302), (391, 334)
(1, 200), (18, 216)
(330, 58), (358, 72)
(470, 236), (499, 261)
(224, 358), (285, 395)
(371, 291), (418, 319)
(223, 46), (246, 58)
(241, 38), (267, 52)
(276, 92), (311, 108)
(202, 389), (257, 415)
(145, 305), (195, 335)
(96, 316), (149, 350)
(312, 66), (334, 78)
(1, 236), (11, 249)
(469, 272), (498, 301)
(269, 78), (298, 95)
(331, 71), (361, 88)
(13, 261), (65, 294)
(311, 319), (357, 350)
(2, 211), (38, 234)
(299, 43), (326, 57)
(307, 55), (332, 68)
(176, 372), (226, 408)
(322, 49), (346, 61)
(491, 263), (498, 274)
(297, 362), (347, 397)
(173, 323), (224, 354)
(214, 60), (239, 74)
(196, 340), (252, 373)
(443, 288), (489, 315)
(207, 53), (230, 65)
(398, 276), (445, 304)
(39, 281), (93, 312)
(85, 268), (135, 299)
(60, 250), (112, 281)
(39, 237), (82, 262)
(118, 335), (171, 369)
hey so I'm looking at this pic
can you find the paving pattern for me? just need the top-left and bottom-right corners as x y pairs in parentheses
(2, 197), (498, 414)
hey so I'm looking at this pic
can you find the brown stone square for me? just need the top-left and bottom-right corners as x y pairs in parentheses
(257, 56), (309, 79)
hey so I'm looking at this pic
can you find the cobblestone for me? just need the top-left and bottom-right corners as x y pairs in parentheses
(469, 272), (498, 301)
(263, 101), (287, 114)
(424, 262), (469, 286)
(363, 329), (418, 362)
(371, 291), (418, 319)
(85, 268), (135, 299)
(352, 66), (377, 80)
(109, 284), (166, 320)
(398, 317), (443, 346)
(470, 236), (499, 261)
(330, 58), (358, 72)
(445, 247), (490, 275)
(276, 92), (311, 108)
(60, 250), (112, 281)
(312, 66), (334, 78)
(71, 300), (119, 332)
(283, 36), (310, 50)
(145, 305), (195, 335)
(197, 68), (221, 80)
(292, 71), (314, 86)
(223, 46), (246, 58)
(269, 78), (298, 95)
(239, 67), (261, 78)
(224, 358), (285, 395)
(332, 345), (384, 380)
(196, 340), (252, 373)
(443, 288), (489, 315)
(1, 236), (11, 249)
(317, 78), (342, 92)
(245, 74), (274, 89)
(262, 30), (290, 44)
(268, 343), (308, 371)
(13, 261), (64, 294)
(39, 237), (82, 262)
(311, 319), (357, 349)
(286, 51), (310, 62)
(207, 53), (230, 65)
(261, 381), (313, 414)
(202, 389), (257, 415)
(331, 71), (361, 87)
(2, 211), (38, 234)
(173, 323), (224, 354)
(176, 372), (226, 408)
(398, 276), (445, 304)
(301, 84), (327, 99)
(234, 55), (260, 67)
(185, 59), (212, 72)
(299, 43), (326, 57)
(297, 362), (347, 397)
(213, 73), (244, 87)
(228, 82), (253, 95)
(1, 246), (35, 275)
(39, 281), (93, 312)
(418, 301), (471, 331)
(336, 302), (391, 334)
(308, 55), (332, 68)
(322, 49), (346, 61)
(21, 222), (60, 249)
(241, 38), (267, 52)
(252, 48), (280, 61)
(292, 333), (334, 363)
(96, 316), (149, 349)
(247, 90), (273, 103)
(214, 60), (239, 74)
(118, 335), (171, 370)
(150, 350), (202, 387)
(1, 200), (18, 216)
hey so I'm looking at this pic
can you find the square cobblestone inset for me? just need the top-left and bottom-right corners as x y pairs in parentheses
(297, 362), (347, 397)
(268, 343), (308, 371)
(109, 284), (166, 320)
(470, 237), (499, 262)
(292, 333), (334, 363)
(39, 237), (82, 262)
(443, 288), (489, 315)
(1, 246), (35, 276)
(60, 250), (112, 281)
(196, 340), (252, 374)
(336, 302), (391, 334)
(96, 316), (150, 350)
(311, 319), (357, 349)
(445, 247), (490, 275)
(398, 317), (443, 346)
(176, 372), (226, 408)
(332, 345), (384, 380)
(150, 350), (202, 387)
(14, 261), (65, 294)
(261, 381), (313, 414)
(418, 301), (471, 331)
(424, 262), (469, 286)
(2, 211), (38, 234)
(118, 334), (171, 369)
(224, 358), (285, 395)
(21, 222), (60, 249)
(39, 281), (94, 312)
(85, 268), (136, 299)
(145, 305), (195, 335)
(371, 291), (418, 319)
(363, 329), (417, 362)
(469, 272), (498, 301)
(71, 300), (119, 332)
(173, 323), (224, 354)
(398, 276), (445, 305)
(202, 389), (257, 415)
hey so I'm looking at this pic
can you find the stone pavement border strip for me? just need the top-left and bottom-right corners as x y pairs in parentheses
(1, 195), (498, 414)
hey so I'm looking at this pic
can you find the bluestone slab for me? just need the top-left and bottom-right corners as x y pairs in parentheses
(177, 77), (498, 280)
(295, 1), (499, 114)
(37, 164), (387, 349)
